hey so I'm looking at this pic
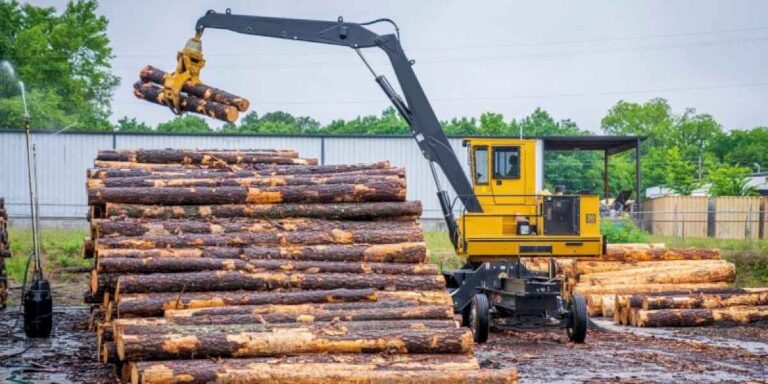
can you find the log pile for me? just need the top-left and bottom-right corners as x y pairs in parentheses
(83, 149), (517, 383)
(0, 198), (8, 309)
(569, 243), (738, 320)
(134, 66), (250, 123)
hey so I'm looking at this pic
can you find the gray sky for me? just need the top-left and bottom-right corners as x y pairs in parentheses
(28, 0), (768, 132)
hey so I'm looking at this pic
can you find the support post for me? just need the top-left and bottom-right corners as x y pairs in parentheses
(635, 138), (642, 213)
(604, 150), (609, 202)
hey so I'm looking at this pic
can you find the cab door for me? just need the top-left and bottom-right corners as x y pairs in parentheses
(470, 145), (494, 208)
(490, 145), (532, 205)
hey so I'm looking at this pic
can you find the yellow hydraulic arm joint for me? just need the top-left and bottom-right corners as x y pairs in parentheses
(162, 30), (206, 114)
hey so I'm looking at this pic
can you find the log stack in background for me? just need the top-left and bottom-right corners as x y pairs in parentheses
(83, 149), (517, 384)
(0, 198), (8, 309)
(570, 243), (736, 319)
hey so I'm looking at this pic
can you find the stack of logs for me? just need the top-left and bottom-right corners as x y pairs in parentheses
(83, 149), (517, 384)
(0, 198), (8, 309)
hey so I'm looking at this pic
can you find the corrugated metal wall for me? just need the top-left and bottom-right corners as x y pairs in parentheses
(0, 131), (468, 220)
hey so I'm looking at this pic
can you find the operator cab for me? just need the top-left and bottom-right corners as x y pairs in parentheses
(455, 138), (603, 260)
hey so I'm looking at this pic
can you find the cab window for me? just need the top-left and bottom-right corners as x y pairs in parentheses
(474, 147), (488, 184)
(493, 146), (520, 179)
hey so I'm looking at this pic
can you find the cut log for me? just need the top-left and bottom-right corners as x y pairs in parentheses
(88, 169), (404, 189)
(601, 244), (720, 262)
(572, 282), (729, 296)
(578, 263), (735, 286)
(91, 217), (417, 237)
(133, 81), (240, 123)
(90, 270), (120, 297)
(83, 238), (94, 259)
(140, 65), (250, 111)
(634, 305), (768, 327)
(115, 271), (445, 296)
(116, 327), (473, 361)
(576, 259), (726, 275)
(100, 341), (117, 364)
(98, 257), (437, 276)
(95, 243), (427, 264)
(642, 291), (768, 310)
(88, 181), (405, 205)
(116, 320), (459, 339)
(116, 288), (378, 318)
(94, 229), (423, 249)
(104, 201), (422, 220)
(88, 161), (392, 179)
(96, 147), (315, 167)
(162, 301), (447, 320)
(129, 356), (518, 384)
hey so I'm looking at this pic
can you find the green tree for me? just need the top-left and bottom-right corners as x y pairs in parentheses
(442, 117), (477, 135)
(477, 112), (508, 135)
(0, 0), (118, 130)
(711, 127), (768, 172)
(115, 117), (152, 132)
(664, 147), (699, 195)
(707, 164), (757, 196)
(156, 115), (211, 133)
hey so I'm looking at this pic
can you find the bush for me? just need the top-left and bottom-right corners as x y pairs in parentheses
(601, 218), (649, 243)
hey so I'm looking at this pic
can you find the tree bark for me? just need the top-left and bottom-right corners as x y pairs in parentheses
(634, 306), (768, 327)
(115, 271), (445, 296)
(88, 161), (392, 179)
(129, 356), (518, 384)
(116, 288), (378, 318)
(87, 169), (404, 189)
(88, 181), (405, 205)
(116, 327), (473, 361)
(642, 291), (768, 310)
(133, 81), (240, 123)
(578, 263), (735, 286)
(95, 229), (423, 250)
(100, 341), (118, 364)
(140, 65), (251, 112)
(98, 257), (437, 275)
(601, 244), (720, 262)
(95, 242), (427, 264)
(90, 270), (120, 298)
(103, 201), (422, 220)
(92, 217), (416, 237)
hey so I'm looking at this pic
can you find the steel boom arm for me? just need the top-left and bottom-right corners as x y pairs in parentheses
(195, 10), (482, 217)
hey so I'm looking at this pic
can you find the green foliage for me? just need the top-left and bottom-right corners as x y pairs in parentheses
(116, 116), (152, 132)
(665, 147), (699, 195)
(0, 0), (118, 130)
(423, 231), (462, 271)
(707, 164), (758, 196)
(6, 227), (90, 283)
(156, 115), (211, 133)
(711, 127), (768, 170)
(600, 218), (649, 244)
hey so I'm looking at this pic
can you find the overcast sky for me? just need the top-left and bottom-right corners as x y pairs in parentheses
(27, 0), (768, 132)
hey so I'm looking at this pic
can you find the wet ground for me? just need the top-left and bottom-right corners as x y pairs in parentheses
(1, 303), (766, 383)
(477, 319), (768, 383)
(0, 306), (115, 383)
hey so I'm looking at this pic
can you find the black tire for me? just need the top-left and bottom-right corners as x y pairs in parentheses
(567, 294), (588, 343)
(470, 293), (490, 343)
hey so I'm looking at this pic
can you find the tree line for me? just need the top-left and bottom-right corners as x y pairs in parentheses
(1, 0), (765, 198)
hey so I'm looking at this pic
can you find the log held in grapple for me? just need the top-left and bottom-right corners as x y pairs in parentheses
(133, 81), (239, 123)
(139, 65), (250, 112)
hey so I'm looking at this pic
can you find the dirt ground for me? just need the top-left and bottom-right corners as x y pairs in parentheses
(0, 285), (766, 383)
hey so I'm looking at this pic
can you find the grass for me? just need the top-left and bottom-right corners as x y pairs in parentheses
(424, 231), (463, 271)
(5, 227), (90, 284)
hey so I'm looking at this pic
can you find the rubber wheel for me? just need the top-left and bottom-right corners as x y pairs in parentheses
(567, 294), (588, 343)
(470, 293), (490, 343)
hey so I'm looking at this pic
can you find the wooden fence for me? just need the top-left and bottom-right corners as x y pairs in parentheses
(641, 196), (766, 240)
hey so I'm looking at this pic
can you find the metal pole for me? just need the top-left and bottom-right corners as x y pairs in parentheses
(635, 138), (642, 213)
(603, 150), (609, 202)
(23, 115), (41, 277)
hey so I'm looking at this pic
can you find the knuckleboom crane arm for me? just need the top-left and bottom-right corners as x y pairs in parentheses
(194, 9), (482, 244)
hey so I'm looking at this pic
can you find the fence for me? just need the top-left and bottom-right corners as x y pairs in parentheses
(0, 130), (469, 224)
(639, 196), (767, 240)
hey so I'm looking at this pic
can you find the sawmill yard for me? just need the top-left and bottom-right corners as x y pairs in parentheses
(1, 227), (767, 383)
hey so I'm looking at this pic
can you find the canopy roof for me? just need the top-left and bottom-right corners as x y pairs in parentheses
(541, 136), (645, 155)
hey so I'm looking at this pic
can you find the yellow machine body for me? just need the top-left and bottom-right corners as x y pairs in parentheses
(456, 138), (603, 261)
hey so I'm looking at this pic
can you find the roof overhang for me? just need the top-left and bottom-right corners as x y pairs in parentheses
(542, 136), (645, 155)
